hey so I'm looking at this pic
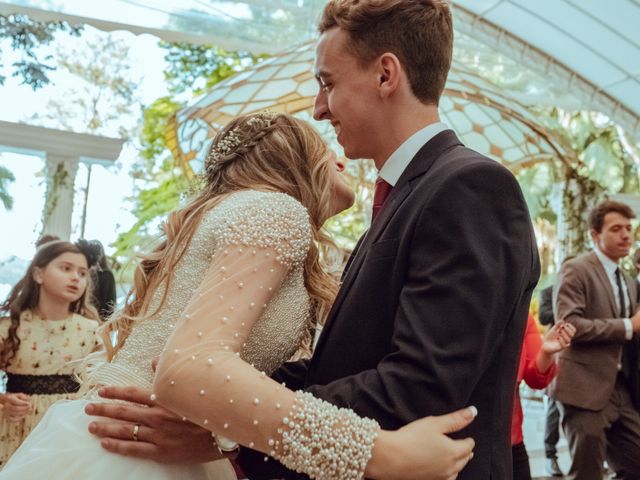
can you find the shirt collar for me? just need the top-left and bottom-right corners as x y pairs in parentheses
(378, 122), (448, 187)
(594, 247), (619, 276)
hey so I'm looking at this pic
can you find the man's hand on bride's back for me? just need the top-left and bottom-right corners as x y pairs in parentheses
(85, 385), (222, 464)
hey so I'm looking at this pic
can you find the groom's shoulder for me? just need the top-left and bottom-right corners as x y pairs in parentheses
(426, 143), (518, 188)
(445, 143), (508, 171)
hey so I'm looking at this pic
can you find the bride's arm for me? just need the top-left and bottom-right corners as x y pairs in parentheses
(152, 197), (473, 479)
(153, 221), (386, 478)
(153, 193), (384, 478)
(87, 384), (475, 479)
(153, 240), (475, 479)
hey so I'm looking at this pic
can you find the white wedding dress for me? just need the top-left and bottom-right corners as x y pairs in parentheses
(0, 191), (314, 479)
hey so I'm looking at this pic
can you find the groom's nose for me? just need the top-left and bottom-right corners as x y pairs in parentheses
(313, 90), (329, 121)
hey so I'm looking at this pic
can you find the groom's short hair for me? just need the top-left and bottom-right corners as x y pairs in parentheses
(318, 0), (453, 106)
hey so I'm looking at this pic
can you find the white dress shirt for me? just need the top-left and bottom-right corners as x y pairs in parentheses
(594, 248), (633, 340)
(378, 122), (448, 186)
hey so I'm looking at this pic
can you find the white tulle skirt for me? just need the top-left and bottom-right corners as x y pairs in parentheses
(0, 399), (237, 480)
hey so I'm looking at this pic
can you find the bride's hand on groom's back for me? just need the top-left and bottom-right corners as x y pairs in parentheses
(367, 407), (477, 480)
(85, 385), (223, 464)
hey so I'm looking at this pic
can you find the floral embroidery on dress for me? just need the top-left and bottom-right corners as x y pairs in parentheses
(0, 312), (100, 465)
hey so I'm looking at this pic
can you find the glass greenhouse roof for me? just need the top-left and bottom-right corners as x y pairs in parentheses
(0, 0), (326, 53)
(1, 0), (638, 136)
(452, 0), (640, 138)
(166, 42), (568, 176)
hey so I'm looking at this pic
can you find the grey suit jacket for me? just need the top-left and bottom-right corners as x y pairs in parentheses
(551, 251), (638, 410)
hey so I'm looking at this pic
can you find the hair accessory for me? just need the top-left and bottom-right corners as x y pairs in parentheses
(205, 111), (277, 171)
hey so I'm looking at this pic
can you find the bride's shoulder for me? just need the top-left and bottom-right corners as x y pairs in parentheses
(213, 190), (310, 225)
(208, 190), (312, 261)
(222, 189), (305, 208)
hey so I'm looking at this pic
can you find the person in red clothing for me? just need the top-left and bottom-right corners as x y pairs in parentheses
(512, 313), (576, 480)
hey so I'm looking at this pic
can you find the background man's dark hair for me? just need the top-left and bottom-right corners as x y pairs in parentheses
(588, 200), (635, 233)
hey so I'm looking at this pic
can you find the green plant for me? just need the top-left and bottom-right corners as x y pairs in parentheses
(534, 108), (638, 260)
(0, 165), (15, 210)
(0, 13), (82, 89)
(112, 42), (265, 275)
(41, 161), (70, 228)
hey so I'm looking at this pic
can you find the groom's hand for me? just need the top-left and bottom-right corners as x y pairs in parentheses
(85, 385), (222, 464)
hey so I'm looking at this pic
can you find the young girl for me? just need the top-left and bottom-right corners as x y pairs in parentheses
(0, 240), (102, 466)
(1, 113), (475, 480)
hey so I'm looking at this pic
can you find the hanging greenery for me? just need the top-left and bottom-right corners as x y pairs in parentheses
(0, 165), (15, 210)
(557, 166), (604, 259)
(535, 108), (638, 261)
(41, 161), (71, 229)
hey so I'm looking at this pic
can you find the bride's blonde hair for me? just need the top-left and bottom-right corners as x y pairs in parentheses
(104, 112), (340, 359)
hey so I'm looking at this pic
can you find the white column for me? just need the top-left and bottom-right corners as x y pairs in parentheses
(41, 154), (79, 240)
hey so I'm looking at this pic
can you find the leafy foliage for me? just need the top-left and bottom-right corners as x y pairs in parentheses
(29, 35), (139, 139)
(162, 42), (265, 95)
(138, 96), (184, 167)
(0, 165), (16, 210)
(516, 162), (558, 224)
(0, 13), (83, 212)
(111, 168), (192, 266)
(0, 13), (82, 89)
(112, 42), (264, 272)
(540, 109), (639, 194)
(531, 108), (640, 263)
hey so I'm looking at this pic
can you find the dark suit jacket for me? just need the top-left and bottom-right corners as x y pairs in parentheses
(539, 285), (555, 326)
(551, 251), (639, 410)
(238, 130), (540, 479)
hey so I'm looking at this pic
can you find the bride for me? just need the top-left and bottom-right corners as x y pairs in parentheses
(0, 112), (475, 479)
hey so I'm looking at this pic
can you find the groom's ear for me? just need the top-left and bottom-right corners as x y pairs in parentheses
(377, 52), (402, 98)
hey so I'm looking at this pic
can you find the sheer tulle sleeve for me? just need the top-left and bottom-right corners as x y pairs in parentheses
(153, 192), (380, 479)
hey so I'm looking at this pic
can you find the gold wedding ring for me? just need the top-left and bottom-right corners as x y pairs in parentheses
(132, 423), (140, 442)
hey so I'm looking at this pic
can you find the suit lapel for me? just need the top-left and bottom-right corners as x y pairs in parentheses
(314, 184), (412, 356)
(332, 182), (412, 309)
(314, 130), (463, 356)
(588, 252), (620, 316)
(341, 231), (367, 281)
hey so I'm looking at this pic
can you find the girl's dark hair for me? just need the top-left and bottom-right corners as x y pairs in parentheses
(75, 239), (104, 269)
(0, 241), (99, 369)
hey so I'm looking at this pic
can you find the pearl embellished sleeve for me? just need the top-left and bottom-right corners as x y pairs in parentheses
(153, 192), (380, 479)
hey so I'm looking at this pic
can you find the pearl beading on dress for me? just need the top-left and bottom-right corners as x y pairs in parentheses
(214, 190), (311, 269)
(275, 392), (380, 480)
(90, 190), (312, 395)
(150, 190), (381, 480)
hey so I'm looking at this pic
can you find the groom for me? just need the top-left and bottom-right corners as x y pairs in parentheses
(87, 1), (539, 478)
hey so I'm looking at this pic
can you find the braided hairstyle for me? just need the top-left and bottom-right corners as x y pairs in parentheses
(106, 112), (340, 357)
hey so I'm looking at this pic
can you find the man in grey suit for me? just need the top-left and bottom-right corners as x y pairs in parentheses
(552, 200), (640, 480)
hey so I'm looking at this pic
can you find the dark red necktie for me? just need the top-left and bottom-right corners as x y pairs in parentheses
(372, 177), (393, 222)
